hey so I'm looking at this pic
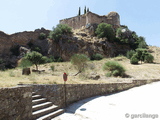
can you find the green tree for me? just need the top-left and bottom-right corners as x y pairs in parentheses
(137, 36), (147, 49)
(87, 8), (89, 12)
(95, 23), (115, 41)
(71, 54), (89, 75)
(25, 51), (47, 70)
(49, 24), (72, 43)
(84, 6), (87, 14)
(78, 7), (81, 16)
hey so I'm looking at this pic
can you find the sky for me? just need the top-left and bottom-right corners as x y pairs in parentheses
(0, 0), (160, 47)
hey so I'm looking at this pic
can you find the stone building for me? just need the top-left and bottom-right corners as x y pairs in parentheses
(60, 11), (120, 29)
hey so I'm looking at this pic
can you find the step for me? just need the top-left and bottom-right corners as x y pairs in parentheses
(33, 102), (52, 112)
(32, 95), (42, 100)
(32, 105), (59, 119)
(32, 92), (37, 96)
(32, 98), (47, 106)
(37, 109), (65, 120)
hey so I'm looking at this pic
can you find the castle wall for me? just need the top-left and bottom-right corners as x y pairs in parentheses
(60, 11), (120, 29)
(0, 29), (50, 56)
(60, 15), (87, 29)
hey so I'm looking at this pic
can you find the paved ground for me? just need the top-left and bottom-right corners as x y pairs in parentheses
(54, 82), (160, 120)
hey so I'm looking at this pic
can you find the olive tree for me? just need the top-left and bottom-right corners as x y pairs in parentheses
(25, 51), (47, 70)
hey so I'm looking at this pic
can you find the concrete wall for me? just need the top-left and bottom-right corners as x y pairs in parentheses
(0, 86), (32, 120)
(32, 79), (159, 107)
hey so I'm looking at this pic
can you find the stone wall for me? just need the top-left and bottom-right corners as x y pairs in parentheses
(60, 11), (120, 30)
(32, 79), (159, 107)
(0, 86), (32, 120)
(0, 28), (50, 56)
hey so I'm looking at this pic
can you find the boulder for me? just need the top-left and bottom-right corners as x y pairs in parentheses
(22, 68), (31, 75)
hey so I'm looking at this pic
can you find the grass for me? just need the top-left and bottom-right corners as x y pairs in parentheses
(1, 52), (160, 87)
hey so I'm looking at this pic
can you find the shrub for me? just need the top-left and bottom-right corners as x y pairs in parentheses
(91, 53), (103, 60)
(19, 58), (32, 68)
(95, 23), (115, 41)
(31, 46), (42, 53)
(126, 50), (136, 59)
(71, 54), (89, 75)
(130, 54), (139, 64)
(103, 61), (126, 77)
(50, 65), (55, 72)
(144, 54), (154, 63)
(39, 32), (46, 40)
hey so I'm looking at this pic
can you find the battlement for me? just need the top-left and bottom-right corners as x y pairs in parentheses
(60, 11), (120, 29)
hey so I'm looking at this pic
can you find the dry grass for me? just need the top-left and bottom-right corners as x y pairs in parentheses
(1, 46), (160, 87)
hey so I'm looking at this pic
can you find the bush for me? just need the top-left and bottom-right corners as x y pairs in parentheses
(19, 58), (32, 68)
(31, 46), (42, 53)
(39, 32), (47, 40)
(71, 54), (89, 74)
(144, 54), (154, 63)
(130, 54), (139, 64)
(126, 50), (136, 59)
(0, 59), (3, 64)
(95, 23), (115, 41)
(103, 61), (126, 77)
(50, 65), (55, 72)
(91, 53), (103, 60)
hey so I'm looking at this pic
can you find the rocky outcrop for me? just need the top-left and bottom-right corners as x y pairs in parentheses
(48, 32), (131, 61)
(0, 27), (131, 68)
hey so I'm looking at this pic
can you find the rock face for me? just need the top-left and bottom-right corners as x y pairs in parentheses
(48, 30), (131, 61)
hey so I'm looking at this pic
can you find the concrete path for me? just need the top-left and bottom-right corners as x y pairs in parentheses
(53, 82), (160, 120)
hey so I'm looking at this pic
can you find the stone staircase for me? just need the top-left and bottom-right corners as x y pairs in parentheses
(32, 92), (64, 120)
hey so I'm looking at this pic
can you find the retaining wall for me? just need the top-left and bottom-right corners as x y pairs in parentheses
(32, 79), (160, 107)
(0, 79), (159, 119)
(0, 86), (32, 120)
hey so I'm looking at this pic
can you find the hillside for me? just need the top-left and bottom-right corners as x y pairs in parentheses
(1, 47), (160, 88)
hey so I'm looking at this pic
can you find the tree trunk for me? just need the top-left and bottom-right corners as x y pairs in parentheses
(35, 64), (38, 70)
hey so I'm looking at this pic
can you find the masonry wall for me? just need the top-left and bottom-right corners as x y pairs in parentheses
(60, 12), (120, 30)
(32, 79), (159, 107)
(0, 28), (50, 56)
(60, 15), (87, 29)
(0, 86), (32, 120)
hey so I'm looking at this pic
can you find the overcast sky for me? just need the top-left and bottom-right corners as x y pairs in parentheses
(0, 0), (160, 46)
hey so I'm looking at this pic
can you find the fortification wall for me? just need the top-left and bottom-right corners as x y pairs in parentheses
(0, 86), (32, 120)
(0, 28), (50, 56)
(60, 11), (120, 29)
(60, 14), (87, 29)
